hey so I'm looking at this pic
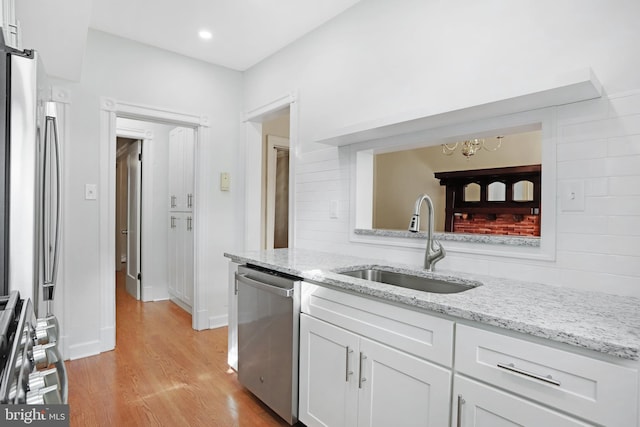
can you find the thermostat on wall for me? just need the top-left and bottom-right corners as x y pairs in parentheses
(220, 172), (230, 191)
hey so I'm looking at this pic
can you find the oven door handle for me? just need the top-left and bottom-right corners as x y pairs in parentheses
(235, 273), (294, 298)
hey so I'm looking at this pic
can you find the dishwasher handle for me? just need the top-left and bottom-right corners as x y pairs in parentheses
(235, 273), (295, 298)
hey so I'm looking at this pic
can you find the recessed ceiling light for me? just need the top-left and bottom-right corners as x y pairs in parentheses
(199, 30), (213, 40)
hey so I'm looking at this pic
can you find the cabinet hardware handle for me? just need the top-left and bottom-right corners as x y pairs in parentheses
(187, 193), (193, 208)
(187, 217), (192, 231)
(497, 362), (561, 386)
(358, 353), (367, 389)
(456, 394), (465, 427)
(170, 216), (176, 228)
(345, 347), (354, 382)
(170, 195), (176, 208)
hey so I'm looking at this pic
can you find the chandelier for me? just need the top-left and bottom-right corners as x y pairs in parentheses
(441, 136), (503, 158)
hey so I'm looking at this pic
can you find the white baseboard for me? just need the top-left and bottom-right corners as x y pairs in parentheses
(100, 325), (115, 353)
(142, 285), (154, 302)
(68, 339), (102, 360)
(169, 296), (192, 314)
(209, 314), (228, 329)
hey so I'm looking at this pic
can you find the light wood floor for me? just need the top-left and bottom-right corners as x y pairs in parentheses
(65, 270), (290, 427)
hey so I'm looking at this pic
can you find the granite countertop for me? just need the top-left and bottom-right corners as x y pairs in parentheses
(224, 248), (640, 361)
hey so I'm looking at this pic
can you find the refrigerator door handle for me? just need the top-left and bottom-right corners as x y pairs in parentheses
(42, 102), (61, 305)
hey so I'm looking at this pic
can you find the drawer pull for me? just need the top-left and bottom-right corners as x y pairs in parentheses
(497, 362), (561, 386)
(456, 394), (465, 427)
(358, 353), (367, 389)
(345, 347), (354, 382)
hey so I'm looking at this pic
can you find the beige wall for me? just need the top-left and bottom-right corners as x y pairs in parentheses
(373, 131), (541, 232)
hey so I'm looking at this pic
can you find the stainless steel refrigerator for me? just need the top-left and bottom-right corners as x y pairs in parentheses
(1, 33), (61, 317)
(0, 33), (67, 405)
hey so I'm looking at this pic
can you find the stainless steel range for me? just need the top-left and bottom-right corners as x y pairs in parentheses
(0, 291), (67, 404)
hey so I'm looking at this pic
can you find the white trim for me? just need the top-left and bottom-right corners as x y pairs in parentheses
(209, 314), (228, 329)
(243, 92), (297, 122)
(68, 339), (102, 361)
(316, 68), (601, 146)
(242, 93), (299, 250)
(99, 98), (209, 353)
(51, 86), (71, 104)
(349, 107), (557, 262)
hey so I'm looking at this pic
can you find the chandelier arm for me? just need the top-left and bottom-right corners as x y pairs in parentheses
(441, 142), (458, 155)
(482, 136), (503, 152)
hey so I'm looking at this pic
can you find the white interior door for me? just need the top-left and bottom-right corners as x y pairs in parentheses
(266, 135), (290, 249)
(125, 140), (142, 300)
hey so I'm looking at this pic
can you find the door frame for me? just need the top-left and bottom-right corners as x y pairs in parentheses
(99, 98), (210, 352)
(242, 92), (298, 250)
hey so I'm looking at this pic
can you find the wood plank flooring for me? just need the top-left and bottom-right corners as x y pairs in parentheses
(65, 270), (290, 427)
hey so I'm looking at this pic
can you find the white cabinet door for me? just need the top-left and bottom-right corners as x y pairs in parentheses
(182, 128), (195, 211)
(300, 314), (359, 427)
(168, 127), (195, 212)
(167, 213), (181, 298)
(1, 0), (19, 48)
(168, 128), (184, 210)
(182, 214), (194, 305)
(452, 376), (593, 427)
(167, 213), (193, 309)
(358, 337), (451, 427)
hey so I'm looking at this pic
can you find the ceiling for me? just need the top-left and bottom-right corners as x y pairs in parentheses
(15, 0), (363, 81)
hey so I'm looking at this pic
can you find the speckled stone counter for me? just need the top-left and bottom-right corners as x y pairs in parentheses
(224, 248), (640, 360)
(354, 228), (541, 247)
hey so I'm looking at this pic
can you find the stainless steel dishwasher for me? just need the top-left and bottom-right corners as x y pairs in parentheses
(236, 264), (301, 425)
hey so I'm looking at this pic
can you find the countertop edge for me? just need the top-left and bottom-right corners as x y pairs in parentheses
(224, 251), (640, 361)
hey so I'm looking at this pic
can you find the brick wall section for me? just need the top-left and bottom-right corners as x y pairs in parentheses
(453, 214), (540, 236)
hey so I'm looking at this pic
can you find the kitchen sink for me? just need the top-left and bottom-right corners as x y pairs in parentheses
(338, 268), (479, 294)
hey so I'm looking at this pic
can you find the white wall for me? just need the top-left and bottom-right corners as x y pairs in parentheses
(243, 0), (640, 296)
(55, 30), (242, 358)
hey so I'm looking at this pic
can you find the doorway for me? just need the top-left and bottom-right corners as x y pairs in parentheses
(262, 110), (291, 249)
(115, 137), (142, 300)
(113, 117), (197, 319)
(99, 98), (209, 353)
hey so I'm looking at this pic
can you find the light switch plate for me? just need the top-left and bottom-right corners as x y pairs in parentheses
(85, 184), (97, 200)
(560, 180), (585, 212)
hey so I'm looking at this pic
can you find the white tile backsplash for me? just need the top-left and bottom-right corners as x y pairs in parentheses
(294, 91), (640, 296)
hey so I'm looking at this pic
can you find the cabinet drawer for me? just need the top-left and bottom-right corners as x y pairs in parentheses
(455, 324), (638, 426)
(301, 282), (454, 367)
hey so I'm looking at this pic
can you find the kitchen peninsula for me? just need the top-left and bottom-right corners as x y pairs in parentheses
(226, 248), (640, 426)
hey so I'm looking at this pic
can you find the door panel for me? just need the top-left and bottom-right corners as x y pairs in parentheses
(453, 376), (592, 427)
(299, 314), (359, 427)
(358, 337), (451, 427)
(125, 140), (141, 300)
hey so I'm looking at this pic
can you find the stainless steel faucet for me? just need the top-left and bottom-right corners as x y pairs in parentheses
(408, 194), (445, 271)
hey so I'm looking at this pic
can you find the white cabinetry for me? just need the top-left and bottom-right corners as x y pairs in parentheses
(167, 127), (195, 311)
(453, 324), (639, 427)
(299, 283), (453, 427)
(453, 375), (592, 427)
(1, 0), (19, 48)
(167, 212), (193, 311)
(169, 127), (195, 212)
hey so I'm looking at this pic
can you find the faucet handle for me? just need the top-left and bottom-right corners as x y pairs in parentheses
(430, 240), (446, 263)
